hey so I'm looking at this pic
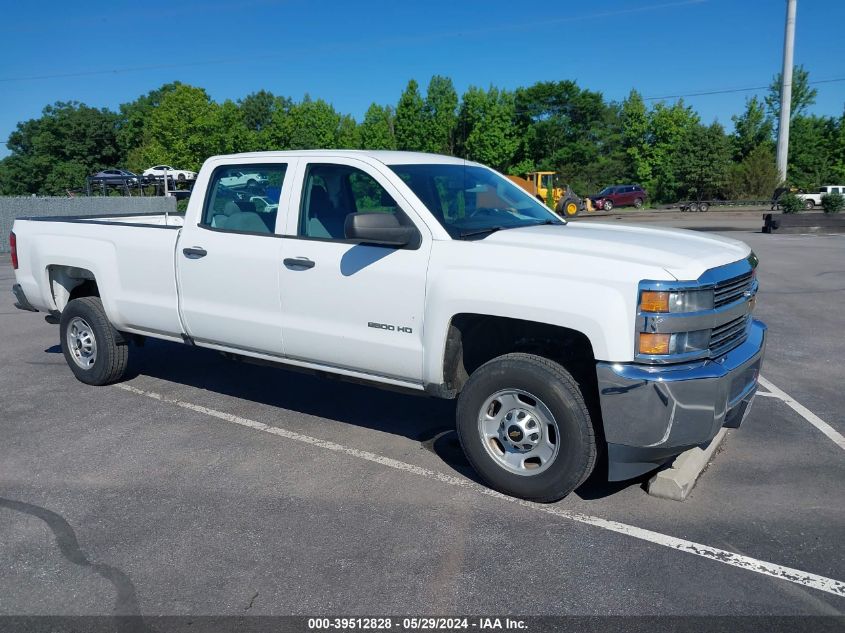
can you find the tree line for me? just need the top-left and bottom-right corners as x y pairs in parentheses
(1, 67), (843, 201)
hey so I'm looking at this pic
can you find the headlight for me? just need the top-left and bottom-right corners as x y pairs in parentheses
(639, 289), (714, 313)
(636, 285), (721, 361)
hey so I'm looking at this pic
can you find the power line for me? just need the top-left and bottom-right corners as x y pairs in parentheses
(643, 76), (845, 101)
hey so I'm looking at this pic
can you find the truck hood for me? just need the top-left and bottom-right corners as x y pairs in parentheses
(482, 222), (751, 280)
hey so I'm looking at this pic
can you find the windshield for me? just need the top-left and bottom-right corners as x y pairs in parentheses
(597, 187), (614, 196)
(389, 164), (562, 238)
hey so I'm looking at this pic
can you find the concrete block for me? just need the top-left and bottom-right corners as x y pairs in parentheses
(647, 429), (728, 501)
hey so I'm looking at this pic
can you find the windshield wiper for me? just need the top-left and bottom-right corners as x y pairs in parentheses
(458, 226), (507, 239)
(458, 220), (561, 239)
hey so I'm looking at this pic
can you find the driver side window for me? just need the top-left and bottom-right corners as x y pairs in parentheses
(298, 163), (411, 240)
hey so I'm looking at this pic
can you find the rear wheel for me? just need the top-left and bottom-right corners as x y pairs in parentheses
(698, 201), (710, 212)
(633, 197), (643, 209)
(804, 199), (814, 209)
(60, 297), (128, 386)
(687, 202), (700, 212)
(456, 353), (597, 502)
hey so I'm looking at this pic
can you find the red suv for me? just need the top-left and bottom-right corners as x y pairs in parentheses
(590, 184), (647, 211)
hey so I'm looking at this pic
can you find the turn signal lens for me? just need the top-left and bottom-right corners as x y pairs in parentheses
(640, 290), (669, 312)
(638, 333), (671, 355)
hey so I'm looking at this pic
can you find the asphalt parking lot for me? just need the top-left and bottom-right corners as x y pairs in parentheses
(1, 218), (843, 623)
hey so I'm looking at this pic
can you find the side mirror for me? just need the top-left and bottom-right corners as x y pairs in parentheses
(344, 213), (418, 247)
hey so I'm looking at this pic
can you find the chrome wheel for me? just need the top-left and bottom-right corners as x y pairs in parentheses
(66, 316), (97, 369)
(477, 389), (560, 476)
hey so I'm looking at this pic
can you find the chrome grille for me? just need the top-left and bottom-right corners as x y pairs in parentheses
(714, 272), (753, 308)
(710, 315), (750, 354)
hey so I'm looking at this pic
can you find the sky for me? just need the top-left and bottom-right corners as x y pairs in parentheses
(1, 0), (843, 159)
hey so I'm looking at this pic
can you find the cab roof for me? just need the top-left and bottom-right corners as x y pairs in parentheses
(210, 150), (473, 166)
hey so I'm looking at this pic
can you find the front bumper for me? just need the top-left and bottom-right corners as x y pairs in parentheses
(596, 319), (767, 480)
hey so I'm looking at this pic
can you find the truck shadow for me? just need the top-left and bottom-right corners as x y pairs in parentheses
(124, 338), (637, 502)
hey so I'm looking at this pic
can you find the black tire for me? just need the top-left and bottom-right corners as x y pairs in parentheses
(557, 197), (580, 217)
(804, 199), (814, 209)
(60, 297), (128, 386)
(698, 202), (710, 212)
(247, 179), (257, 188)
(633, 197), (643, 209)
(603, 199), (613, 211)
(456, 353), (597, 502)
(177, 173), (186, 182)
(687, 202), (700, 212)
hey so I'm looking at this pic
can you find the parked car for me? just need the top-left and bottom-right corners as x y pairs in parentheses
(90, 169), (140, 185)
(797, 185), (845, 209)
(142, 165), (197, 182)
(10, 150), (765, 503)
(218, 170), (267, 188)
(590, 184), (648, 211)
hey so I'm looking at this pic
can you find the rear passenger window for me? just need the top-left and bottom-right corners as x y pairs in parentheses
(202, 164), (287, 234)
(298, 163), (412, 240)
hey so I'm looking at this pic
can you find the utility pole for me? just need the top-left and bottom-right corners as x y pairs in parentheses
(776, 0), (797, 183)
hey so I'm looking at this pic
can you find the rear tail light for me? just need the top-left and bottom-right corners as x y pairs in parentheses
(10, 232), (18, 269)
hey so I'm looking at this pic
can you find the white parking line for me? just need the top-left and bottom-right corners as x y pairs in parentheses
(759, 376), (845, 451)
(115, 381), (845, 598)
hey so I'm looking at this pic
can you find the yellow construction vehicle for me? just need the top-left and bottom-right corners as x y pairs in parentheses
(507, 171), (586, 217)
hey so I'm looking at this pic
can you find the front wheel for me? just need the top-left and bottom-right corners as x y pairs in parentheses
(602, 199), (613, 211)
(558, 198), (580, 217)
(804, 199), (814, 209)
(60, 297), (128, 386)
(456, 353), (597, 502)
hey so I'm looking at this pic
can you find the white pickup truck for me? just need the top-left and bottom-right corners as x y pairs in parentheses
(797, 185), (845, 209)
(10, 150), (766, 502)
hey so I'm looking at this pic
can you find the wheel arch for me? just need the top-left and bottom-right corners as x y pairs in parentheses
(429, 314), (598, 403)
(47, 265), (100, 313)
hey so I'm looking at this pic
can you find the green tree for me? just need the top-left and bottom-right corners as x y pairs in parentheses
(212, 100), (251, 155)
(620, 90), (651, 184)
(116, 82), (182, 160)
(239, 90), (277, 133)
(395, 79), (426, 151)
(786, 115), (838, 189)
(0, 101), (120, 195)
(458, 87), (518, 170)
(731, 96), (773, 160)
(336, 114), (360, 148)
(127, 84), (219, 171)
(676, 122), (732, 200)
(646, 100), (701, 202)
(513, 80), (620, 194)
(359, 103), (396, 150)
(830, 109), (845, 182)
(726, 144), (781, 199)
(422, 75), (458, 154)
(284, 96), (343, 149)
(765, 65), (818, 123)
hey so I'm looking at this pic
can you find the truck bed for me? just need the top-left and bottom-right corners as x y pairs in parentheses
(11, 212), (185, 340)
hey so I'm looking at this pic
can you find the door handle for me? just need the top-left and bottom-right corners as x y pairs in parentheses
(182, 247), (207, 259)
(283, 257), (315, 270)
